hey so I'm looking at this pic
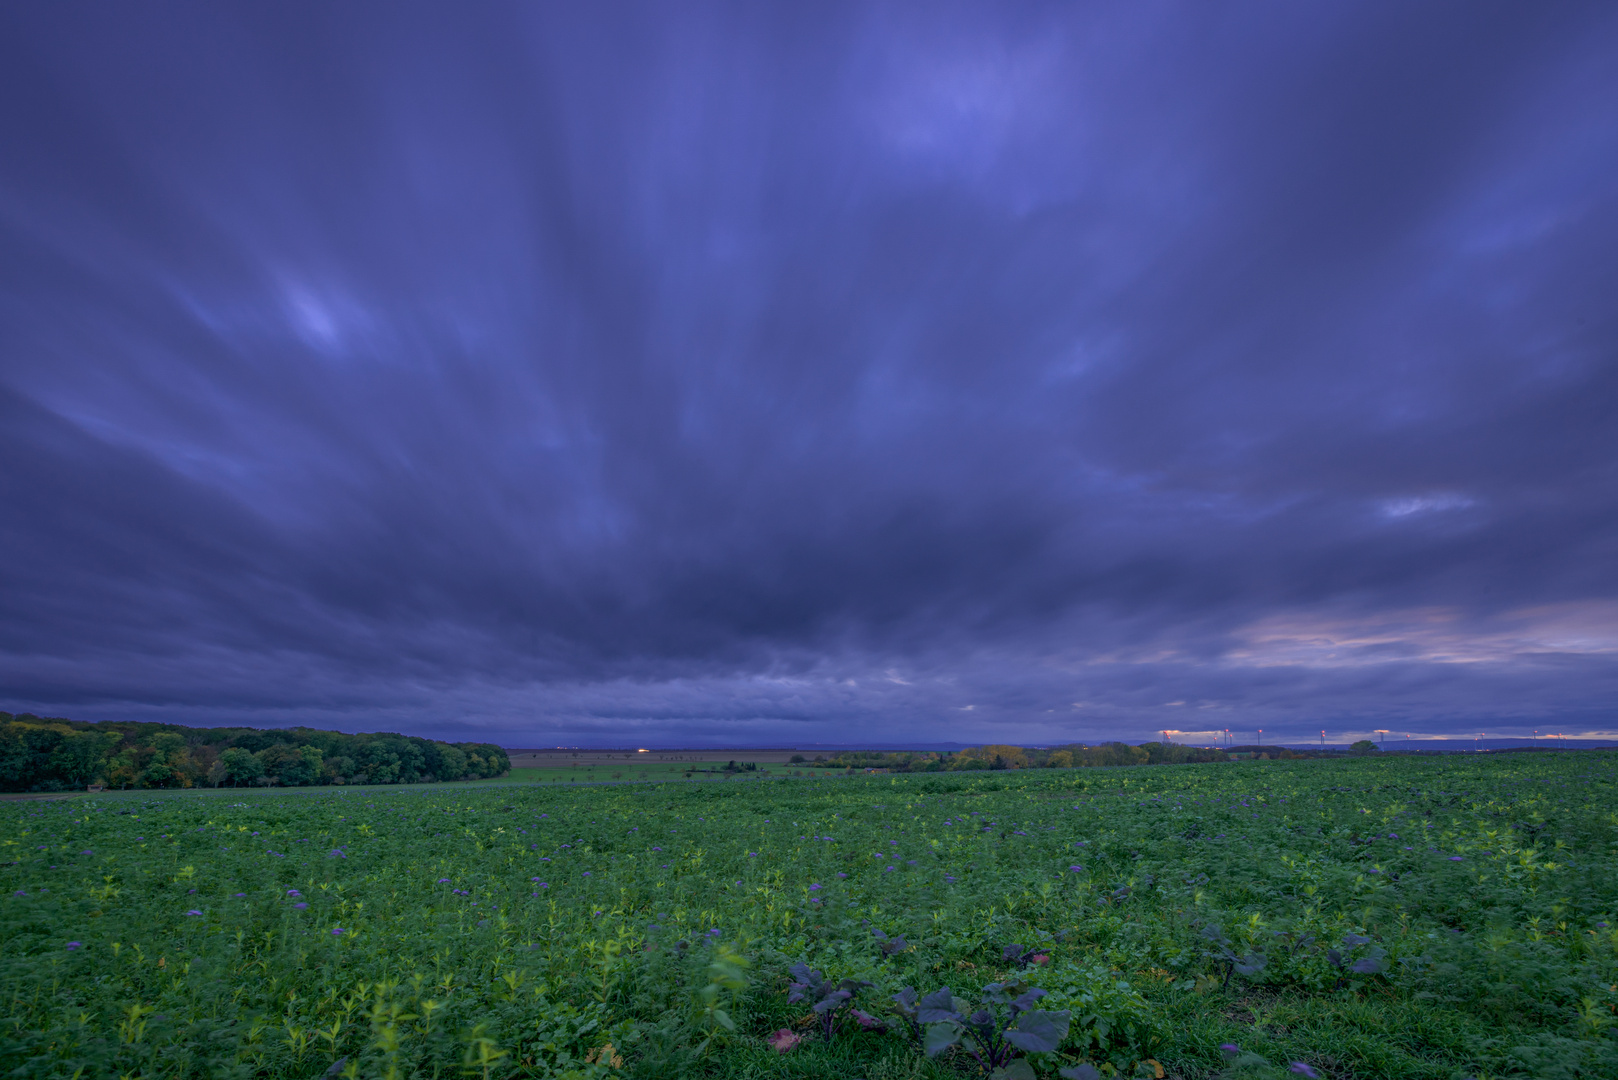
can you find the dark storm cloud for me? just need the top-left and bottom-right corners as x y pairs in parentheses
(2, 2), (1616, 744)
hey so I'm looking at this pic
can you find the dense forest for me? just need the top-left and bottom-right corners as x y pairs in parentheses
(0, 712), (509, 792)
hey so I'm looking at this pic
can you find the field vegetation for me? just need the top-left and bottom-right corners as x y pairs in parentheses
(4, 751), (1616, 1079)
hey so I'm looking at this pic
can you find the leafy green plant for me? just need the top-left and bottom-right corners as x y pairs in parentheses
(916, 981), (1071, 1079)
(694, 941), (751, 1055)
(787, 963), (874, 1043)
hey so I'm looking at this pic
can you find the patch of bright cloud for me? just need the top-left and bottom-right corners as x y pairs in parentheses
(1378, 493), (1476, 518)
(1228, 602), (1618, 668)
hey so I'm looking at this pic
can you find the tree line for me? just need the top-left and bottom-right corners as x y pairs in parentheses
(790, 742), (1254, 772)
(0, 712), (510, 792)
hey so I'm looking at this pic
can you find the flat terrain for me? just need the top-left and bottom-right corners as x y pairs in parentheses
(507, 750), (809, 769)
(485, 763), (821, 785)
(4, 754), (1616, 1079)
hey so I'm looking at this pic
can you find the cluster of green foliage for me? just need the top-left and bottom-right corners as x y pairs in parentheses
(794, 742), (1232, 773)
(4, 752), (1616, 1079)
(0, 713), (509, 792)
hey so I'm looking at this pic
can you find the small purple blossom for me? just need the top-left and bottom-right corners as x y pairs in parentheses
(438, 878), (450, 883)
(809, 883), (822, 891)
(836, 872), (848, 878)
(1448, 856), (1464, 861)
(286, 889), (301, 896)
(293, 902), (308, 910)
(1289, 1064), (1320, 1079)
(1220, 1043), (1240, 1059)
(536, 882), (548, 888)
(331, 927), (345, 935)
(1070, 864), (1084, 872)
(66, 941), (82, 950)
(185, 909), (202, 916)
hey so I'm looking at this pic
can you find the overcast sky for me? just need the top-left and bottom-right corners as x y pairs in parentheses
(2, 2), (1616, 747)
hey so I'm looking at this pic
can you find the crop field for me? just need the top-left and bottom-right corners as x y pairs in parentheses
(4, 753), (1617, 1080)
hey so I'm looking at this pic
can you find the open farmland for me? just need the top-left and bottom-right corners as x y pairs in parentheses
(492, 763), (812, 786)
(4, 754), (1617, 1079)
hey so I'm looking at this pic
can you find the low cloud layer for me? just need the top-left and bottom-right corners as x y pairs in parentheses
(2, 3), (1616, 745)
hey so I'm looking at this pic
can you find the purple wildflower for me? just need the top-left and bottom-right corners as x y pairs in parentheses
(331, 927), (345, 935)
(836, 872), (848, 878)
(293, 902), (308, 910)
(286, 889), (301, 897)
(185, 909), (202, 916)
(1220, 1043), (1241, 1059)
(1070, 864), (1084, 872)
(66, 941), (82, 950)
(438, 878), (450, 883)
(1289, 1065), (1320, 1079)
(536, 882), (549, 888)
(809, 883), (822, 891)
(1448, 856), (1464, 861)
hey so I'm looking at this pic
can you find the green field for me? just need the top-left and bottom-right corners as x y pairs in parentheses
(4, 754), (1617, 1079)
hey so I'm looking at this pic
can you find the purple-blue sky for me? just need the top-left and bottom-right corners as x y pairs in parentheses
(2, 2), (1616, 747)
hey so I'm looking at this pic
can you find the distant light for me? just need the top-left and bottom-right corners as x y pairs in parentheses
(638, 748), (648, 752)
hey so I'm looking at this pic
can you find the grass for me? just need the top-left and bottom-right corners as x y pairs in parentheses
(3, 753), (1616, 1079)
